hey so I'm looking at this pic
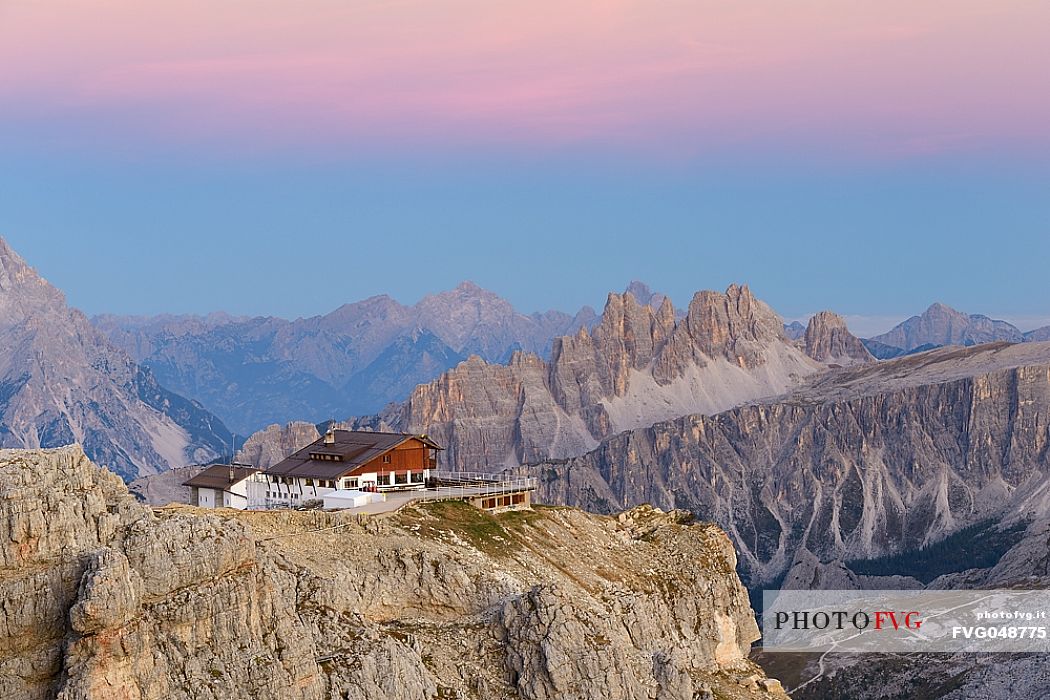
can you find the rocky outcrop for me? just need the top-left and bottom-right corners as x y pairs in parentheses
(801, 311), (874, 365)
(377, 285), (824, 469)
(0, 237), (232, 480)
(870, 302), (1024, 352)
(530, 342), (1050, 589)
(0, 446), (785, 700)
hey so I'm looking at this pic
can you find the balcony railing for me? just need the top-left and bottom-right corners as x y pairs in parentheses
(420, 471), (537, 503)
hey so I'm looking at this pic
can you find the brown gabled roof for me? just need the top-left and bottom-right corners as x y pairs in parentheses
(183, 464), (260, 490)
(264, 430), (442, 480)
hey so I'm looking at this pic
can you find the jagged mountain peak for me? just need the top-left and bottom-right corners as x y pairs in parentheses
(564, 284), (795, 369)
(677, 284), (786, 357)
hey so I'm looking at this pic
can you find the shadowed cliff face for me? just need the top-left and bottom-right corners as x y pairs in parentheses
(529, 343), (1050, 589)
(0, 446), (787, 700)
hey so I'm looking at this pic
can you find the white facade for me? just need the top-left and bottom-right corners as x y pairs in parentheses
(247, 469), (429, 510)
(190, 478), (251, 510)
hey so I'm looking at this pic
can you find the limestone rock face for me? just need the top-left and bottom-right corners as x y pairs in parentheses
(0, 237), (232, 480)
(69, 549), (143, 634)
(802, 311), (874, 365)
(0, 446), (786, 700)
(655, 285), (785, 377)
(531, 342), (1050, 588)
(370, 285), (824, 469)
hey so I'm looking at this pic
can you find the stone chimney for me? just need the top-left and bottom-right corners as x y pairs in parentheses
(324, 427), (336, 445)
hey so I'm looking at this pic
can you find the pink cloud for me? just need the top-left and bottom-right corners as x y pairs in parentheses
(1, 0), (1048, 158)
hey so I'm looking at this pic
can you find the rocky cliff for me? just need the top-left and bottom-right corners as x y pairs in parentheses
(0, 237), (232, 480)
(529, 342), (1050, 589)
(0, 445), (786, 700)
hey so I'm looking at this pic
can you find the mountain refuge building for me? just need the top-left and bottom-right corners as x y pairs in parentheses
(247, 429), (442, 509)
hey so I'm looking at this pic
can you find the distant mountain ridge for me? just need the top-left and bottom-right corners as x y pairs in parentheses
(867, 302), (1034, 356)
(94, 281), (599, 434)
(0, 237), (233, 480)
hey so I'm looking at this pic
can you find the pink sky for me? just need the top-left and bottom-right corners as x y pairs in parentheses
(2, 0), (1048, 158)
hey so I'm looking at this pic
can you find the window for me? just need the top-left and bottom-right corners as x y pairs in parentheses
(344, 478), (358, 490)
(305, 478), (314, 486)
(382, 454), (392, 464)
(410, 472), (423, 483)
(395, 472), (408, 485)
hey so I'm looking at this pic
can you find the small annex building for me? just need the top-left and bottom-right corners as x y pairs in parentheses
(183, 464), (260, 510)
(321, 489), (385, 510)
(248, 428), (442, 509)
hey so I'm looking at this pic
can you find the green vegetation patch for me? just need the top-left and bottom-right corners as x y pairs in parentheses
(845, 519), (1028, 584)
(399, 500), (541, 557)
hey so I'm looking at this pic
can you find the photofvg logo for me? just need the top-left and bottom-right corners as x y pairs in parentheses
(774, 609), (923, 633)
(762, 590), (1050, 653)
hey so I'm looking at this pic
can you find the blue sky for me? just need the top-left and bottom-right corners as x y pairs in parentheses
(2, 151), (1048, 336)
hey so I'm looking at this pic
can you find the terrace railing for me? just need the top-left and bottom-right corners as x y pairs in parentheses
(421, 471), (537, 503)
